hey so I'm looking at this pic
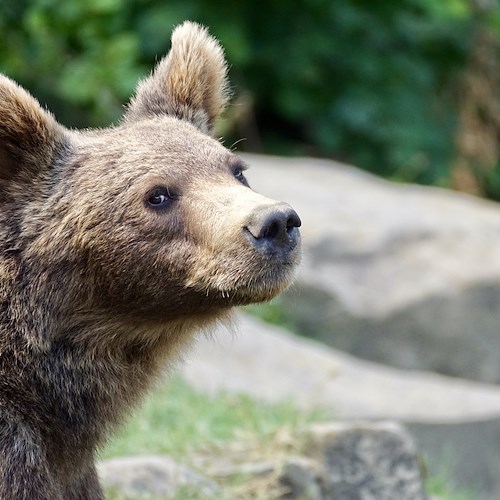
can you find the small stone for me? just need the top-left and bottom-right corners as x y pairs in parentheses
(98, 455), (218, 498)
(208, 460), (277, 479)
(302, 421), (428, 500)
(280, 456), (324, 499)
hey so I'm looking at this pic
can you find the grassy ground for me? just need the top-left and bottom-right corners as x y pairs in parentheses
(102, 375), (326, 499)
(101, 375), (471, 499)
(102, 375), (324, 461)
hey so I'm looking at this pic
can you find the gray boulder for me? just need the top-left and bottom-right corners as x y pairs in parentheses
(185, 314), (500, 422)
(241, 153), (500, 383)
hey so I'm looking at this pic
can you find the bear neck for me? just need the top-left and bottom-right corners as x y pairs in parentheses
(1, 255), (226, 472)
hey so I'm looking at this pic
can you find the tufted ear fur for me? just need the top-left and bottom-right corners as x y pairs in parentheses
(124, 21), (230, 135)
(0, 75), (66, 185)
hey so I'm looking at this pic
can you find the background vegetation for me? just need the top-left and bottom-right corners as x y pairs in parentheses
(1, 0), (499, 197)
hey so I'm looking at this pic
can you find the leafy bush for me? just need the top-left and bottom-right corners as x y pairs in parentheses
(0, 0), (475, 186)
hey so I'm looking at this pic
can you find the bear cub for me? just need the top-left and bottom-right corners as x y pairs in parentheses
(0, 21), (301, 499)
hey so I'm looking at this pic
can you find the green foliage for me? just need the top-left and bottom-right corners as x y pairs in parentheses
(484, 163), (500, 202)
(0, 0), (477, 186)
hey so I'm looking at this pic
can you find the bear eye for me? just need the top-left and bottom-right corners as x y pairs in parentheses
(229, 158), (249, 186)
(146, 186), (174, 209)
(234, 169), (248, 186)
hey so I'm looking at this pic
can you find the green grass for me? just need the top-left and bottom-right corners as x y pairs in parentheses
(101, 375), (324, 461)
(101, 375), (325, 498)
(426, 474), (474, 500)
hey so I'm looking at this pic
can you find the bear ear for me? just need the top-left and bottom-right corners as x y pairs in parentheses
(124, 21), (230, 135)
(0, 75), (66, 185)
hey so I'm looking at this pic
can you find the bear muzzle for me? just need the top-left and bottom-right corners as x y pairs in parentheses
(244, 202), (301, 259)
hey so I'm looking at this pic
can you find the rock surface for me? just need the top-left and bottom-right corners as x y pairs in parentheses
(241, 153), (500, 383)
(183, 313), (500, 497)
(185, 314), (500, 422)
(280, 456), (324, 499)
(97, 455), (218, 498)
(301, 422), (427, 500)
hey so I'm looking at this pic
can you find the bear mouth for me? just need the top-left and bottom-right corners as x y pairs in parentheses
(215, 257), (300, 306)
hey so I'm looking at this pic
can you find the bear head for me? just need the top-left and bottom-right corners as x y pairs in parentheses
(0, 22), (301, 334)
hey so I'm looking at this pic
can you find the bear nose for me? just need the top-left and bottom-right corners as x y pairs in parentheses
(245, 203), (301, 253)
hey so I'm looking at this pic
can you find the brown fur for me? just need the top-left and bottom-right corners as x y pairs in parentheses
(0, 22), (300, 499)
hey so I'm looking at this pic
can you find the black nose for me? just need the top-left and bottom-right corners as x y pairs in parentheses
(245, 203), (301, 254)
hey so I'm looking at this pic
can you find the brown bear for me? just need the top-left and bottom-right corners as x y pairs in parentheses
(0, 21), (301, 499)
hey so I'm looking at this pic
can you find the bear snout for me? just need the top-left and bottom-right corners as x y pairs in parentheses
(244, 203), (301, 257)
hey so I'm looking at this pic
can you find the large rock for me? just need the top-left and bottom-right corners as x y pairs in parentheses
(183, 313), (500, 497)
(241, 153), (500, 383)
